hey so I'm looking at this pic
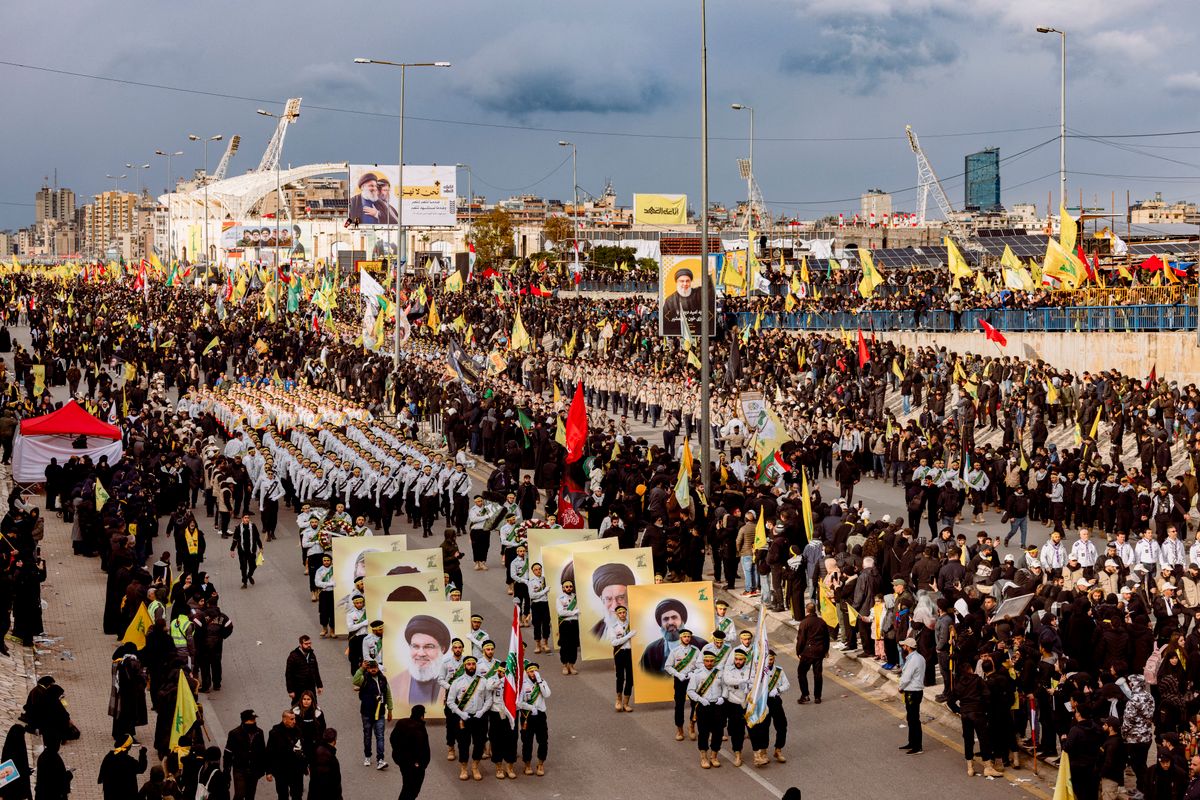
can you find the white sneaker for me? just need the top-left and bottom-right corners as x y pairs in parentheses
(376, 759), (388, 770)
(364, 757), (372, 767)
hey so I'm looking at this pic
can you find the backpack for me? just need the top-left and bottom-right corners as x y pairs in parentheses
(1144, 643), (1168, 685)
(195, 766), (218, 800)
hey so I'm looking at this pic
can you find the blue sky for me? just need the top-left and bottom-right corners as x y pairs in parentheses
(2, 0), (1198, 230)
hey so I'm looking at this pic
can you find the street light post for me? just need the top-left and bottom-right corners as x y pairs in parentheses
(455, 163), (473, 244)
(699, 0), (712, 499)
(731, 103), (754, 231)
(154, 150), (183, 261)
(190, 134), (224, 281)
(558, 141), (579, 274)
(105, 173), (127, 193)
(125, 163), (151, 197)
(353, 58), (452, 369)
(1037, 26), (1067, 209)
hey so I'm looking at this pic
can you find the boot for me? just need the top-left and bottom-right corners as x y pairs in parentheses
(496, 765), (506, 780)
(505, 763), (516, 779)
(622, 695), (633, 712)
(709, 751), (722, 768)
(1009, 750), (1021, 770)
(984, 759), (1004, 778)
(562, 665), (570, 675)
(471, 760), (482, 781)
(675, 726), (685, 741)
(733, 751), (743, 767)
(523, 761), (533, 776)
(774, 748), (786, 763)
(967, 759), (977, 777)
(459, 764), (468, 781)
(536, 762), (545, 776)
(447, 746), (457, 761)
(544, 640), (553, 654)
(700, 752), (711, 769)
(568, 664), (578, 675)
(689, 720), (697, 740)
(753, 749), (768, 767)
(483, 743), (492, 759)
(615, 693), (623, 712)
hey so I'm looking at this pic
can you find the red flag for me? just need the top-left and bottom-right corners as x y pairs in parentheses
(565, 381), (587, 464)
(1146, 364), (1157, 390)
(557, 481), (584, 528)
(856, 328), (870, 369)
(979, 319), (1008, 347)
(1139, 255), (1165, 272)
(225, 274), (234, 301)
(480, 267), (499, 279)
(1077, 244), (1096, 281)
(573, 271), (582, 285)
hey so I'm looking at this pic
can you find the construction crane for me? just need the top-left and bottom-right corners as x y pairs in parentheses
(256, 98), (302, 173)
(212, 135), (240, 180)
(906, 124), (955, 226)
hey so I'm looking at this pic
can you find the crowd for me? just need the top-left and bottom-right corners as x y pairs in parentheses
(0, 262), (1194, 799)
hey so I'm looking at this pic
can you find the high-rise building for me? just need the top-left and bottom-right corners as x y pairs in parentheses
(860, 189), (892, 220)
(964, 149), (1000, 212)
(35, 184), (75, 224)
(83, 191), (138, 259)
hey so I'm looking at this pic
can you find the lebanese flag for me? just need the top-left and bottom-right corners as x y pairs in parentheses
(1077, 244), (1096, 281)
(564, 381), (587, 463)
(225, 274), (234, 301)
(979, 319), (1008, 347)
(856, 328), (870, 369)
(502, 605), (524, 727)
(529, 284), (550, 298)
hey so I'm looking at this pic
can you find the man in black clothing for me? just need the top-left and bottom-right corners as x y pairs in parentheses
(391, 705), (431, 800)
(284, 635), (324, 704)
(230, 514), (263, 588)
(224, 710), (268, 800)
(266, 710), (306, 800)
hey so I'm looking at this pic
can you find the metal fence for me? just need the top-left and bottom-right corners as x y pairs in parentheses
(731, 304), (1199, 333)
(576, 280), (657, 293)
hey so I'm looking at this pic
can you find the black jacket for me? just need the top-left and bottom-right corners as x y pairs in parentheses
(266, 722), (306, 778)
(390, 717), (431, 770)
(308, 743), (341, 800)
(285, 647), (323, 697)
(223, 723), (267, 777)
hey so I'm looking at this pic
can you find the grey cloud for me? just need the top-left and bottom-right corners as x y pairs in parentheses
(781, 14), (959, 92)
(465, 69), (671, 116)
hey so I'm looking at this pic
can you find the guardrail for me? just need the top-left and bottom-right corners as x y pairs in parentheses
(731, 304), (1199, 333)
(576, 280), (657, 293)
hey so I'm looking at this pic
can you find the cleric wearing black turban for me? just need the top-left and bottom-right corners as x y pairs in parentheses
(639, 598), (708, 673)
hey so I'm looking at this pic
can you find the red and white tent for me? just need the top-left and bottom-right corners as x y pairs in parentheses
(13, 401), (123, 483)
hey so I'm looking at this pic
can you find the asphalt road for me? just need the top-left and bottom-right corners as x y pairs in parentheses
(14, 321), (1050, 800)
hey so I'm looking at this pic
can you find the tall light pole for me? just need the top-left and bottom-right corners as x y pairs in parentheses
(125, 163), (150, 197)
(353, 58), (452, 368)
(699, 0), (712, 499)
(154, 150), (183, 260)
(105, 173), (127, 193)
(731, 103), (754, 231)
(455, 162), (473, 244)
(558, 141), (579, 273)
(1037, 26), (1067, 209)
(190, 134), (224, 278)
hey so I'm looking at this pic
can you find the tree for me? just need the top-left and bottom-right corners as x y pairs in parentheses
(470, 208), (515, 267)
(542, 215), (575, 252)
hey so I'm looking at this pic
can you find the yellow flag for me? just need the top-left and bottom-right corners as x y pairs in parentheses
(124, 362), (136, 382)
(563, 330), (577, 358)
(800, 470), (814, 541)
(202, 337), (220, 356)
(445, 270), (463, 293)
(818, 581), (839, 628)
(797, 349), (806, 371)
(32, 365), (45, 397)
(892, 358), (904, 381)
(1058, 204), (1077, 255)
(170, 669), (198, 753)
(1042, 237), (1085, 291)
(95, 480), (110, 511)
(553, 383), (561, 405)
(752, 512), (767, 551)
(800, 256), (810, 284)
(789, 273), (801, 296)
(784, 292), (797, 311)
(426, 299), (441, 334)
(452, 314), (466, 331)
(510, 308), (532, 351)
(857, 249), (884, 298)
(945, 237), (974, 279)
(1117, 263), (1133, 282)
(121, 602), (154, 650)
(555, 417), (567, 447)
(1053, 750), (1076, 800)
(1088, 408), (1102, 439)
(1046, 380), (1059, 404)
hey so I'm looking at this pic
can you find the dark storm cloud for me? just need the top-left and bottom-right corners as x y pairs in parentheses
(466, 69), (671, 116)
(780, 14), (959, 92)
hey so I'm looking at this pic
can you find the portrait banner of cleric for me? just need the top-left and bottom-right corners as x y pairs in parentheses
(348, 167), (399, 225)
(638, 597), (709, 674)
(382, 601), (470, 718)
(659, 259), (714, 337)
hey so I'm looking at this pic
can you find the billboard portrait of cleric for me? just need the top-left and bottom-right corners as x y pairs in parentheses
(638, 598), (709, 673)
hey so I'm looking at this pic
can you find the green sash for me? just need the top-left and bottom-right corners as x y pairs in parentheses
(527, 681), (542, 705)
(451, 662), (467, 682)
(558, 595), (577, 623)
(673, 646), (696, 673)
(768, 668), (781, 692)
(717, 616), (732, 633)
(698, 668), (719, 696)
(457, 676), (481, 707)
(485, 661), (501, 678)
(713, 644), (730, 664)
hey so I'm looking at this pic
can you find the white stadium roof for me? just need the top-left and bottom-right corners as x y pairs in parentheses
(159, 162), (348, 222)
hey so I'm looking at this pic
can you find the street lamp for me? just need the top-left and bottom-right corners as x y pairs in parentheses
(105, 173), (127, 193)
(154, 150), (183, 260)
(257, 109), (299, 290)
(189, 134), (224, 279)
(1037, 26), (1067, 209)
(731, 103), (754, 231)
(353, 57), (452, 369)
(558, 141), (579, 274)
(455, 162), (473, 244)
(125, 163), (151, 198)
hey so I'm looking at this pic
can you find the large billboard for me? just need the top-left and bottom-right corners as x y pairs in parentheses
(659, 254), (716, 337)
(634, 194), (687, 226)
(574, 548), (655, 661)
(348, 165), (456, 227)
(628, 581), (714, 703)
